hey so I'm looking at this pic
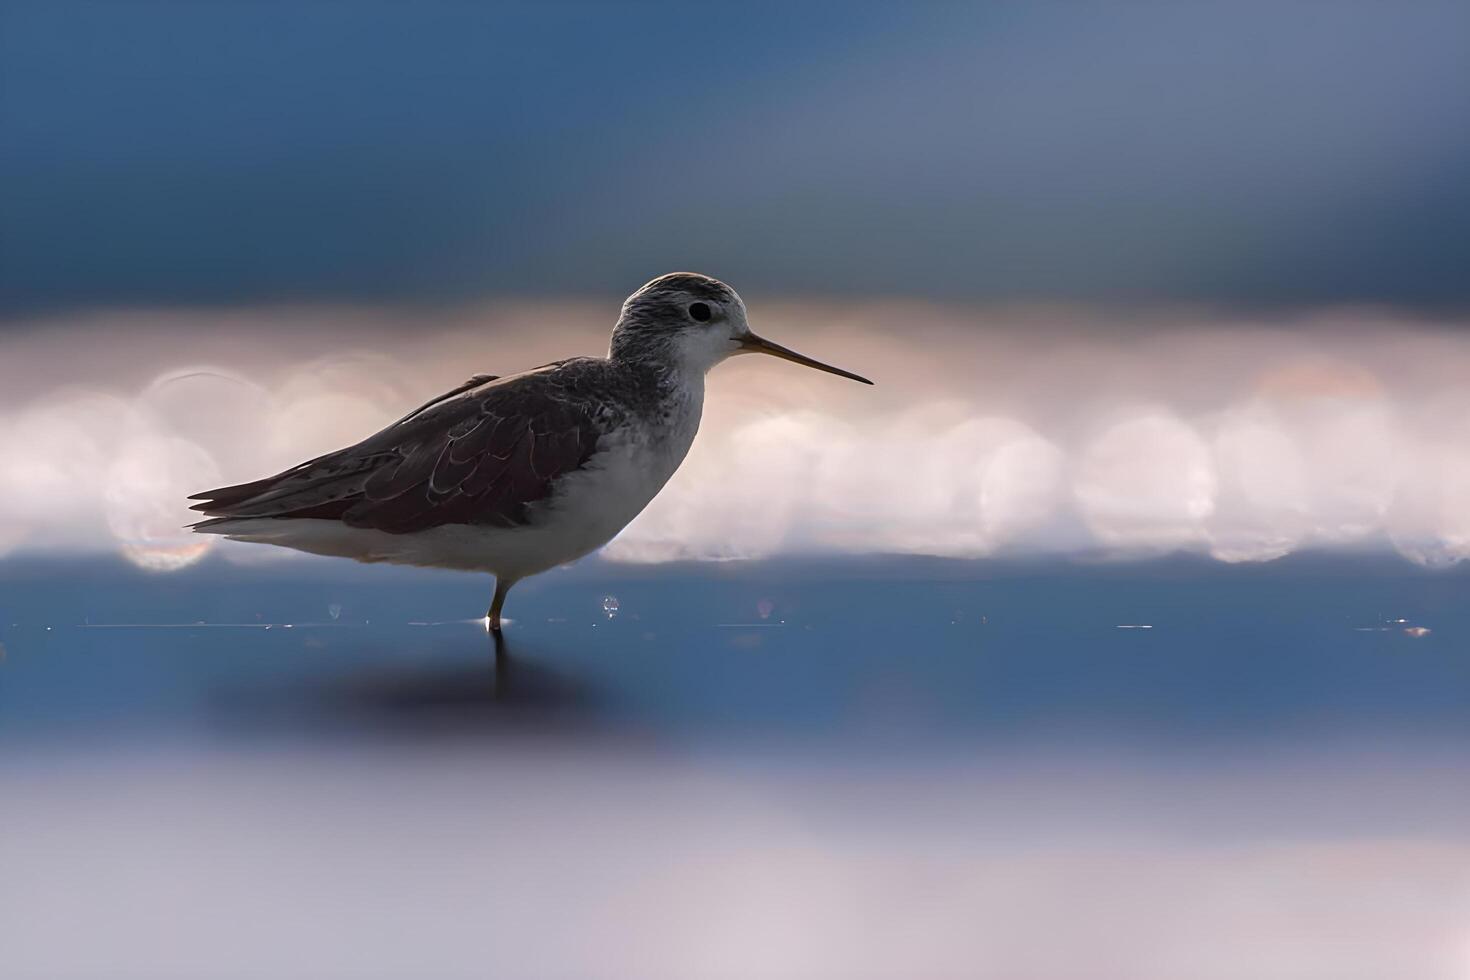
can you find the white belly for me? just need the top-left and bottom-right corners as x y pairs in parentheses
(495, 418), (699, 577)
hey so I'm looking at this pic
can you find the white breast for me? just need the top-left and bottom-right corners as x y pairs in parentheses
(515, 379), (704, 576)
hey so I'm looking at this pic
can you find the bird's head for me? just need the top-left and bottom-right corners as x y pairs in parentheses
(609, 272), (872, 385)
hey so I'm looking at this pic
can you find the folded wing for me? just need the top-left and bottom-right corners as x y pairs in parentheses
(189, 363), (608, 533)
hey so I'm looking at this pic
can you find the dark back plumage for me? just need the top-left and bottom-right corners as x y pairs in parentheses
(190, 360), (625, 534)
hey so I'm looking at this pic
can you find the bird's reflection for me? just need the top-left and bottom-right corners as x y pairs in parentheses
(212, 628), (602, 738)
(492, 626), (509, 694)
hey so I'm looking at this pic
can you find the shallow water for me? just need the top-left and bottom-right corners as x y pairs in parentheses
(2, 554), (1468, 978)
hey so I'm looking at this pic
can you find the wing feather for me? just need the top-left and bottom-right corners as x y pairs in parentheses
(189, 360), (614, 534)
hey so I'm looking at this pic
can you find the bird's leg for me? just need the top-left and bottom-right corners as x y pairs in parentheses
(487, 577), (514, 632)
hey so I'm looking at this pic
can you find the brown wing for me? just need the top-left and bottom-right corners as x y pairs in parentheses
(189, 361), (610, 533)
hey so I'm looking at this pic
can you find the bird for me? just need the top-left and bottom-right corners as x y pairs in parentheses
(188, 273), (872, 631)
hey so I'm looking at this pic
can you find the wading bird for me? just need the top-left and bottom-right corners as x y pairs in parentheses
(189, 273), (871, 630)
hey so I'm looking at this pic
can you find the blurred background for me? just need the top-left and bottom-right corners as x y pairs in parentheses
(3, 3), (1470, 978)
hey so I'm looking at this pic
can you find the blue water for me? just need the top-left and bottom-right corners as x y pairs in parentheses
(1, 552), (1465, 749)
(4, 553), (1468, 979)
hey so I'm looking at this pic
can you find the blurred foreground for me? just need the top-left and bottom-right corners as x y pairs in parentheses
(2, 554), (1468, 978)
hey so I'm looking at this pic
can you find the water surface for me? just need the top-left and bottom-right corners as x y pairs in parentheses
(2, 554), (1466, 979)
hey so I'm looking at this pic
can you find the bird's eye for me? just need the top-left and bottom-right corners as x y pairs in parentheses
(688, 302), (712, 322)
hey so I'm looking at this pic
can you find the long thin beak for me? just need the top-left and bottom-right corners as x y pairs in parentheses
(737, 332), (874, 385)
